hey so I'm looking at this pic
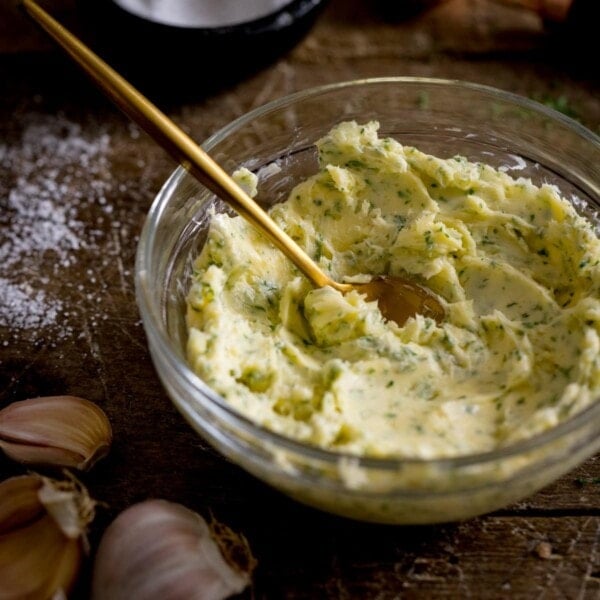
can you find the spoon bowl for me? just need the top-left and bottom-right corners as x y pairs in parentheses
(23, 0), (444, 327)
(340, 277), (446, 324)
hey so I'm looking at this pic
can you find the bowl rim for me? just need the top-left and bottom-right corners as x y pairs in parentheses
(136, 76), (600, 472)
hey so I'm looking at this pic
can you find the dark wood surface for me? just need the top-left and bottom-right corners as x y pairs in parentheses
(1, 0), (599, 597)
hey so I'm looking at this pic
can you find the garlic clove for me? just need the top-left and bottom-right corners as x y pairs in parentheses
(0, 474), (96, 600)
(0, 395), (112, 470)
(0, 474), (45, 535)
(0, 514), (81, 600)
(91, 499), (256, 600)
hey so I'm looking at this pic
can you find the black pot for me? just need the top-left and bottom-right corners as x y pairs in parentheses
(77, 0), (328, 99)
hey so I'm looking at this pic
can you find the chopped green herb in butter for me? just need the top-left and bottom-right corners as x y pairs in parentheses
(186, 121), (600, 459)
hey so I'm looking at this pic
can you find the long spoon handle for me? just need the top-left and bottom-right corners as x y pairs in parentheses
(22, 0), (339, 291)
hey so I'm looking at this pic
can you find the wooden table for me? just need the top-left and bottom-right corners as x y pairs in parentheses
(1, 1), (599, 597)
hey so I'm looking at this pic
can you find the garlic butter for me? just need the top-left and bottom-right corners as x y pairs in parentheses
(186, 121), (600, 459)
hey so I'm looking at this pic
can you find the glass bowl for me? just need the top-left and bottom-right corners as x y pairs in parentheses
(135, 78), (600, 524)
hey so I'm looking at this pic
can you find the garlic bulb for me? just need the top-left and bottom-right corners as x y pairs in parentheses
(0, 473), (96, 600)
(0, 395), (112, 470)
(92, 500), (256, 600)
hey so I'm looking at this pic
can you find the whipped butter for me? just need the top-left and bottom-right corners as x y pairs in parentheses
(186, 121), (600, 459)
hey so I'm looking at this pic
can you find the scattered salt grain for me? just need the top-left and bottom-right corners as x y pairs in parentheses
(0, 279), (63, 331)
(0, 113), (115, 343)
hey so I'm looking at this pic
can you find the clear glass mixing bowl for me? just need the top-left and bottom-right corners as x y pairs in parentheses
(135, 78), (600, 524)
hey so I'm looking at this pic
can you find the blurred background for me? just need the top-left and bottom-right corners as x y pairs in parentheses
(0, 0), (596, 101)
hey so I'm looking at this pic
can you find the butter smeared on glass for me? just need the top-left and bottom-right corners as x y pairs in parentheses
(186, 121), (600, 459)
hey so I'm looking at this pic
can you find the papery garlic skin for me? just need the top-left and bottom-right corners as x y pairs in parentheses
(0, 474), (96, 600)
(92, 499), (255, 600)
(0, 395), (112, 470)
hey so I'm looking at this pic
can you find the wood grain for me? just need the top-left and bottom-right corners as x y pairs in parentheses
(0, 0), (598, 597)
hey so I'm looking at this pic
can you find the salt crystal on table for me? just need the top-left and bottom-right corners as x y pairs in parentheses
(0, 113), (114, 342)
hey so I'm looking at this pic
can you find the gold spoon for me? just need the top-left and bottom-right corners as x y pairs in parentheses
(22, 0), (445, 326)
